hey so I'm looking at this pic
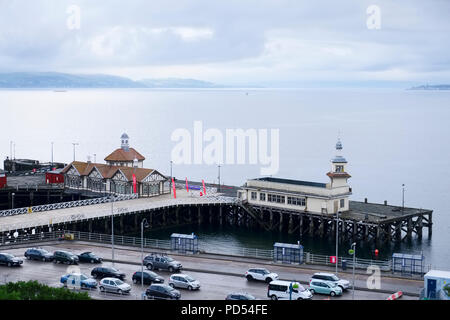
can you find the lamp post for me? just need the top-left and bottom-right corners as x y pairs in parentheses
(111, 195), (115, 266)
(72, 143), (79, 162)
(350, 242), (356, 300)
(141, 218), (149, 298)
(402, 184), (405, 213)
(51, 142), (54, 167)
(218, 165), (221, 192)
(170, 161), (173, 194)
(336, 211), (340, 275)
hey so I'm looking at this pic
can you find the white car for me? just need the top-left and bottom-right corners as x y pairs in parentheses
(310, 273), (350, 291)
(168, 274), (201, 291)
(99, 277), (131, 295)
(245, 268), (279, 283)
(268, 280), (313, 300)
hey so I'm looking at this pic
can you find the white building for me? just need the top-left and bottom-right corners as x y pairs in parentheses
(104, 133), (145, 168)
(238, 139), (352, 215)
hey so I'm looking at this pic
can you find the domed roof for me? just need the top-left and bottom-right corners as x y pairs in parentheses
(121, 133), (129, 139)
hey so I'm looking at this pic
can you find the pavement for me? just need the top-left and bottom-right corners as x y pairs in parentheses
(0, 241), (422, 300)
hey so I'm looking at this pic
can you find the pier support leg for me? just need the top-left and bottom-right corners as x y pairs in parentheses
(309, 217), (314, 237)
(176, 208), (180, 225)
(198, 207), (202, 225)
(120, 216), (124, 234)
(428, 213), (432, 237)
(162, 210), (167, 226)
(288, 214), (294, 235)
(279, 213), (284, 232)
(269, 210), (274, 231)
(343, 221), (348, 239)
(219, 206), (223, 226)
(385, 224), (391, 243)
(364, 225), (369, 240)
(319, 218), (324, 237)
(407, 218), (413, 240)
(417, 215), (423, 239)
(209, 207), (213, 225)
(30, 192), (34, 207)
(299, 215), (303, 237)
(88, 220), (93, 233)
(352, 222), (357, 240)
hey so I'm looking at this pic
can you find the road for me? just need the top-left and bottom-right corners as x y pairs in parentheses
(0, 242), (420, 301)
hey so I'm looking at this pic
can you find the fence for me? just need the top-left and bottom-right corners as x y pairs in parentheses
(0, 229), (393, 272)
(0, 194), (139, 217)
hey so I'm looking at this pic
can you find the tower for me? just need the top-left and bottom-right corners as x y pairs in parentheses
(121, 133), (130, 151)
(327, 139), (351, 188)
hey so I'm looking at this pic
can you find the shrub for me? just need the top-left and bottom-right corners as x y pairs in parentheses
(0, 281), (91, 300)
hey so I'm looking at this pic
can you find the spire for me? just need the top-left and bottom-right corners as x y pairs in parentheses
(332, 138), (347, 164)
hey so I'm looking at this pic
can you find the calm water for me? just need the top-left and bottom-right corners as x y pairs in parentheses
(1, 88), (449, 268)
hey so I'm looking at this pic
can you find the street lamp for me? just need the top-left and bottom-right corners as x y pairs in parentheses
(51, 142), (54, 167)
(402, 184), (405, 213)
(141, 218), (150, 298)
(170, 161), (173, 194)
(218, 165), (221, 192)
(336, 211), (340, 276)
(110, 195), (115, 266)
(350, 242), (357, 300)
(72, 143), (79, 162)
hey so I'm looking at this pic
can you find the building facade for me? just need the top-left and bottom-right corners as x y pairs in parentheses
(238, 139), (352, 215)
(104, 133), (145, 168)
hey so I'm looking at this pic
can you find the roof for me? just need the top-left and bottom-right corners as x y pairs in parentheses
(171, 233), (197, 239)
(392, 253), (424, 260)
(105, 148), (145, 162)
(62, 161), (165, 183)
(425, 270), (450, 279)
(274, 242), (303, 249)
(253, 177), (327, 189)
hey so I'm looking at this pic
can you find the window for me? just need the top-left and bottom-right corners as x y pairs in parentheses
(260, 193), (266, 201)
(340, 199), (345, 208)
(268, 194), (285, 204)
(336, 165), (344, 173)
(251, 192), (257, 200)
(287, 197), (306, 207)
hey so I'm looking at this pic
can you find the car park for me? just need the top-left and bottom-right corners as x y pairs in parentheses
(267, 280), (313, 300)
(91, 266), (126, 280)
(225, 292), (256, 300)
(0, 253), (23, 267)
(60, 273), (98, 290)
(169, 274), (200, 291)
(132, 271), (164, 285)
(309, 279), (343, 297)
(24, 248), (54, 262)
(145, 284), (181, 300)
(310, 272), (350, 291)
(245, 268), (279, 283)
(143, 253), (182, 272)
(53, 250), (79, 265)
(99, 278), (131, 295)
(78, 252), (102, 264)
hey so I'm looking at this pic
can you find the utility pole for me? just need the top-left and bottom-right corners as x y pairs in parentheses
(402, 184), (405, 213)
(336, 211), (340, 276)
(218, 165), (221, 192)
(72, 143), (79, 162)
(170, 161), (173, 194)
(51, 142), (54, 167)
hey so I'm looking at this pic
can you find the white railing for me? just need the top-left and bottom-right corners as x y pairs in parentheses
(0, 194), (139, 218)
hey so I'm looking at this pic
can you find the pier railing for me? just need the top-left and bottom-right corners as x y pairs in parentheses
(0, 229), (393, 272)
(0, 194), (139, 217)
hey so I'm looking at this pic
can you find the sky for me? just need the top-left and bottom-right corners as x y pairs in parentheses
(0, 0), (449, 86)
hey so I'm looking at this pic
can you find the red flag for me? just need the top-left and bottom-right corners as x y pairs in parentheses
(132, 174), (137, 193)
(202, 179), (206, 195)
(185, 178), (189, 192)
(172, 178), (176, 199)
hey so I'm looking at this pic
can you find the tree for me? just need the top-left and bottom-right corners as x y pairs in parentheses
(0, 281), (91, 300)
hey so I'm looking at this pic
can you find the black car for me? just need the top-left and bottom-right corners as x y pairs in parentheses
(24, 248), (54, 262)
(0, 253), (23, 267)
(78, 252), (102, 264)
(53, 250), (79, 265)
(225, 292), (256, 300)
(146, 284), (181, 300)
(132, 271), (164, 285)
(91, 267), (126, 280)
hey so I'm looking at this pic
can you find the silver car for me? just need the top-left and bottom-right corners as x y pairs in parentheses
(99, 277), (131, 295)
(168, 274), (201, 291)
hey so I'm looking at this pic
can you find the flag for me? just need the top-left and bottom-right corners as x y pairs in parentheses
(132, 174), (137, 193)
(172, 178), (176, 199)
(186, 178), (189, 192)
(202, 179), (206, 195)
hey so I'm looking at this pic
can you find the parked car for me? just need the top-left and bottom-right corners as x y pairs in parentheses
(78, 252), (102, 264)
(309, 279), (343, 297)
(143, 253), (182, 272)
(0, 253), (23, 267)
(24, 248), (54, 262)
(310, 272), (350, 291)
(146, 284), (181, 300)
(60, 273), (98, 289)
(267, 280), (313, 300)
(91, 266), (126, 280)
(169, 274), (200, 291)
(245, 268), (279, 283)
(99, 278), (131, 295)
(53, 250), (79, 265)
(132, 271), (164, 285)
(225, 292), (256, 300)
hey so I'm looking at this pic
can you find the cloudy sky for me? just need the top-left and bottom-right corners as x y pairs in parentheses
(0, 0), (449, 86)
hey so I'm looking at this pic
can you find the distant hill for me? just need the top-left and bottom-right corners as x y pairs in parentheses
(0, 72), (228, 89)
(139, 78), (223, 88)
(0, 72), (146, 88)
(409, 84), (450, 90)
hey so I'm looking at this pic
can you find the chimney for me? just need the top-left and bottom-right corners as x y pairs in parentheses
(384, 200), (387, 206)
(364, 198), (368, 203)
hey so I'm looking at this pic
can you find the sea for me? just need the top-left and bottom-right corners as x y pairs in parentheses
(0, 88), (449, 269)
